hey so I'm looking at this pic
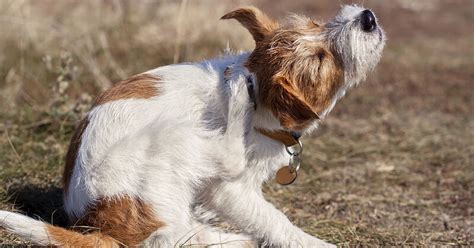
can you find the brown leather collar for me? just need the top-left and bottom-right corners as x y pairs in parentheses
(244, 71), (302, 146)
(255, 128), (301, 146)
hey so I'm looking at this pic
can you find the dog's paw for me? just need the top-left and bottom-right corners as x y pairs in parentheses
(295, 232), (336, 248)
(305, 238), (336, 248)
(228, 75), (255, 111)
(314, 242), (337, 248)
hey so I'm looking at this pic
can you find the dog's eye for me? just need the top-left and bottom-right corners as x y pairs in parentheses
(317, 51), (325, 61)
(310, 20), (320, 28)
(314, 51), (325, 72)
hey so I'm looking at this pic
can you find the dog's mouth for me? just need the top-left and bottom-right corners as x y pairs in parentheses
(376, 28), (385, 48)
(377, 29), (383, 40)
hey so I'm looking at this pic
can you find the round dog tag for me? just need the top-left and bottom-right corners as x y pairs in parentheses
(275, 166), (297, 185)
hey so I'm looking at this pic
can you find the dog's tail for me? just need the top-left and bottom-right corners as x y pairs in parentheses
(0, 210), (119, 247)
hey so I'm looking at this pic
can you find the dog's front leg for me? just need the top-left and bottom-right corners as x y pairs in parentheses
(218, 75), (254, 178)
(205, 181), (335, 248)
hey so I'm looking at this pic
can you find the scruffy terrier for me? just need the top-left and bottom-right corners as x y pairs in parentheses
(0, 5), (385, 247)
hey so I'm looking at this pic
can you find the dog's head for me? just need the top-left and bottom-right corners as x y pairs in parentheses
(222, 5), (386, 130)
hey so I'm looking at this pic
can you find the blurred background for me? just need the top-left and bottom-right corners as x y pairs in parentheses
(0, 0), (472, 245)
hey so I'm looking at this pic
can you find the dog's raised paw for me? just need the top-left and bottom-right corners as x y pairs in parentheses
(228, 76), (254, 110)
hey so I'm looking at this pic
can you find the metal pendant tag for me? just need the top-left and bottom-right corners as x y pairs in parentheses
(276, 166), (298, 185)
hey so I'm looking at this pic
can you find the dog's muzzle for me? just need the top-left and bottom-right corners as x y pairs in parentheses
(361, 9), (377, 32)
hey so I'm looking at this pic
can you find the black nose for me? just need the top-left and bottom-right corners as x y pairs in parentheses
(361, 9), (377, 32)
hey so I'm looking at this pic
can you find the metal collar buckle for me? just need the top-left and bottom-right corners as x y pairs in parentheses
(254, 128), (304, 185)
(285, 139), (303, 173)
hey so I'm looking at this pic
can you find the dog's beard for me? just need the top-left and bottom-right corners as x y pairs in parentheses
(324, 6), (386, 87)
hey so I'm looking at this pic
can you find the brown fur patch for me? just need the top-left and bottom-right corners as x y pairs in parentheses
(265, 76), (320, 129)
(243, 12), (344, 129)
(93, 73), (160, 106)
(72, 196), (164, 247)
(63, 117), (89, 194)
(47, 225), (119, 248)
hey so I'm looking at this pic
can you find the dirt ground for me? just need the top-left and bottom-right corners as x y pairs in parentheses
(0, 0), (472, 246)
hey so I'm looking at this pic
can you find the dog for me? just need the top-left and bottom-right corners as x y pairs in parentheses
(0, 5), (385, 247)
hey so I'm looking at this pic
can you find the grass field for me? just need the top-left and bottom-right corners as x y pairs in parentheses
(0, 0), (473, 246)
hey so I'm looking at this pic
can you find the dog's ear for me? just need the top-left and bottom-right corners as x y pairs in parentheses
(267, 76), (320, 129)
(221, 6), (278, 43)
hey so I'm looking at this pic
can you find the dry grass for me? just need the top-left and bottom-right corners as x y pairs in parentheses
(1, 0), (473, 246)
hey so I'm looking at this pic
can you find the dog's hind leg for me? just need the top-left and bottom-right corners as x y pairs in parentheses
(218, 74), (255, 178)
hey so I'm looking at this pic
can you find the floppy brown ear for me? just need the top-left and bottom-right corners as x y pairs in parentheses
(221, 6), (278, 43)
(268, 76), (320, 129)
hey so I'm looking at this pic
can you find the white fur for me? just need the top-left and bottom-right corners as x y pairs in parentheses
(0, 211), (54, 246)
(323, 5), (386, 88)
(1, 5), (385, 248)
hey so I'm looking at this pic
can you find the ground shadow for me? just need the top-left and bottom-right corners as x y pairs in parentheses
(6, 184), (68, 227)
